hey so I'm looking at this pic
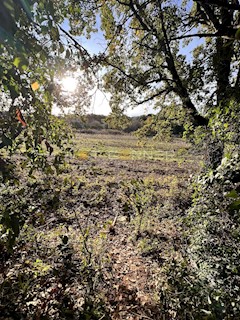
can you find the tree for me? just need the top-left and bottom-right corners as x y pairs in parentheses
(0, 0), (98, 170)
(67, 0), (240, 135)
(64, 2), (240, 317)
(0, 0), (94, 246)
(105, 105), (130, 129)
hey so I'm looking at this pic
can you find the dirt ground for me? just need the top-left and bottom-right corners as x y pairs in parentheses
(0, 133), (202, 320)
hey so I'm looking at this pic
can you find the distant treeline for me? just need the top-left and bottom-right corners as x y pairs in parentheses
(65, 114), (145, 132)
(64, 113), (184, 137)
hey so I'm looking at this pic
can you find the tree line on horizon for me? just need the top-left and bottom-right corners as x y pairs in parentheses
(65, 111), (184, 137)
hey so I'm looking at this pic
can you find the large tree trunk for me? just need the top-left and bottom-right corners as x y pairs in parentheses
(215, 6), (234, 104)
(159, 6), (208, 127)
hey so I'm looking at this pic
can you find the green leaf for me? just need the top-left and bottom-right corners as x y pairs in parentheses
(13, 57), (21, 68)
(59, 43), (64, 53)
(235, 28), (240, 40)
(2, 134), (13, 147)
(9, 85), (19, 99)
(50, 27), (60, 41)
(229, 199), (240, 210)
(13, 56), (28, 71)
(41, 25), (49, 34)
(226, 189), (239, 198)
(47, 1), (55, 17)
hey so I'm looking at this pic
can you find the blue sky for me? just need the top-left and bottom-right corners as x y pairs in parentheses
(60, 18), (158, 116)
(60, 6), (202, 117)
(60, 18), (113, 115)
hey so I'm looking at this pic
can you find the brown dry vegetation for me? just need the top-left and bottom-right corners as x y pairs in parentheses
(0, 133), (203, 320)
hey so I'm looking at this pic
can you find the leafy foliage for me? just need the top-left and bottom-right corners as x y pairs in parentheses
(105, 106), (130, 130)
(68, 0), (240, 129)
(158, 154), (240, 319)
(0, 0), (95, 248)
(136, 105), (185, 140)
(1, 0), (240, 318)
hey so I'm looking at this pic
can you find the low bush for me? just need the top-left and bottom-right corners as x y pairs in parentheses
(159, 154), (240, 319)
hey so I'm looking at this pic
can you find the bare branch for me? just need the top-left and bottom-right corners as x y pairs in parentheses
(132, 88), (173, 105)
(171, 32), (219, 41)
(103, 59), (144, 85)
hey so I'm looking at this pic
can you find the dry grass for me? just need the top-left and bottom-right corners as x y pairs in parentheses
(0, 132), (203, 319)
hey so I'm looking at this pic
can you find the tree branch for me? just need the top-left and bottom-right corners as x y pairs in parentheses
(103, 58), (145, 85)
(196, 0), (240, 11)
(116, 0), (152, 32)
(132, 88), (173, 105)
(195, 1), (221, 29)
(58, 25), (91, 60)
(171, 32), (219, 41)
(129, 0), (151, 32)
(157, 0), (208, 126)
(144, 77), (175, 85)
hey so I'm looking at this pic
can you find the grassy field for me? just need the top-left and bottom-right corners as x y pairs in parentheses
(74, 132), (201, 163)
(0, 132), (203, 320)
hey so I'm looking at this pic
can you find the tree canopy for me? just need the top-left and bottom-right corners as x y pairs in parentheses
(1, 0), (240, 147)
(66, 0), (240, 130)
(0, 0), (94, 173)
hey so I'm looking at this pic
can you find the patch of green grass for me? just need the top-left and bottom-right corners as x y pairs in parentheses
(74, 132), (202, 162)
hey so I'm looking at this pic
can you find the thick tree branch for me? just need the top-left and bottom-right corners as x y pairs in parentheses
(195, 1), (221, 29)
(171, 29), (240, 41)
(132, 88), (173, 105)
(196, 0), (240, 11)
(157, 1), (208, 126)
(171, 32), (218, 41)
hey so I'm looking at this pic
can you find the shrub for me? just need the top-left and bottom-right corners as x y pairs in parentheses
(159, 154), (240, 319)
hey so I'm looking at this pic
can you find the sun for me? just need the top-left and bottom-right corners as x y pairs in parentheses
(61, 76), (78, 93)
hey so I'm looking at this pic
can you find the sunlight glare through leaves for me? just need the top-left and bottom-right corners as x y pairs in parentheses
(61, 76), (78, 93)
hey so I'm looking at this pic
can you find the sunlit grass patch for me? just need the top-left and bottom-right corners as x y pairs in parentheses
(120, 148), (131, 160)
(73, 132), (202, 163)
(76, 150), (89, 160)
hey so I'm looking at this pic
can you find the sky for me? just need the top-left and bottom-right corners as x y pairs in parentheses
(59, 16), (160, 117)
(59, 22), (161, 117)
(58, 4), (201, 117)
(57, 18), (114, 116)
(81, 31), (158, 116)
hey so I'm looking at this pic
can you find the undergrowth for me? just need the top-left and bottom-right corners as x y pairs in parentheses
(158, 154), (240, 320)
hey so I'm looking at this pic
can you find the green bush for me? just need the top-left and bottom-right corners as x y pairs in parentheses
(159, 154), (240, 319)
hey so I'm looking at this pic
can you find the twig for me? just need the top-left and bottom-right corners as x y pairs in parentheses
(112, 212), (119, 227)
